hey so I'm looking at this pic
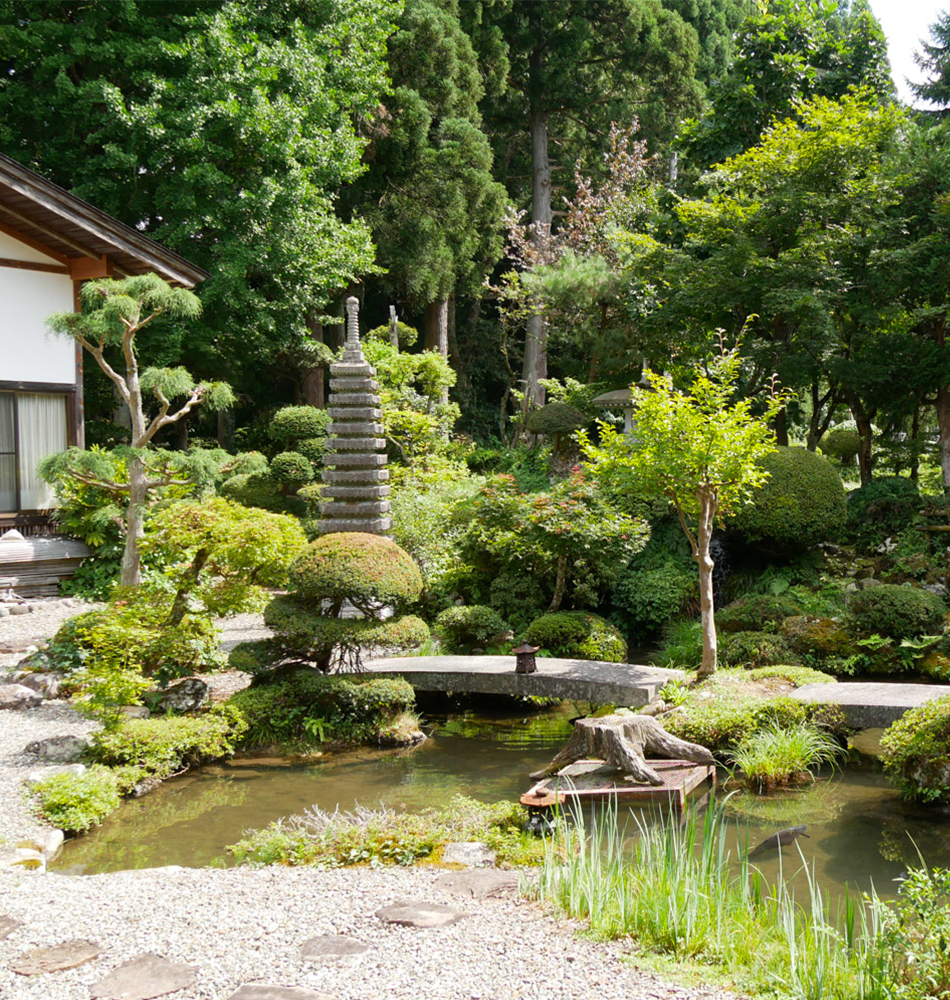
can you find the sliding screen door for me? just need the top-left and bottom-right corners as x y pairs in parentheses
(17, 393), (67, 510)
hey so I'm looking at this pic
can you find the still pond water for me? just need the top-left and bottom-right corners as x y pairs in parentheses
(54, 705), (950, 900)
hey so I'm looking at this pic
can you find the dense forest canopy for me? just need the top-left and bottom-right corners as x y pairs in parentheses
(3, 0), (950, 489)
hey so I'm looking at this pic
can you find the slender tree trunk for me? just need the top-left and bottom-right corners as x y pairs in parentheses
(934, 322), (950, 494)
(424, 299), (449, 357)
(845, 391), (875, 485)
(696, 490), (718, 677)
(120, 455), (147, 587)
(167, 549), (209, 626)
(302, 317), (325, 408)
(911, 405), (921, 482)
(549, 553), (568, 611)
(217, 408), (235, 450)
(522, 44), (551, 415)
(774, 407), (789, 447)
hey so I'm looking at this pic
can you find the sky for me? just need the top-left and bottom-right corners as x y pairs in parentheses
(869, 0), (945, 104)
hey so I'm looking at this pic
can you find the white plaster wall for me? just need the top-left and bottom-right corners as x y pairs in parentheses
(0, 231), (76, 385)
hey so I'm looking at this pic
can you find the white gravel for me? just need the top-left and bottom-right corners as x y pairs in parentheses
(0, 865), (740, 1000)
(0, 598), (101, 652)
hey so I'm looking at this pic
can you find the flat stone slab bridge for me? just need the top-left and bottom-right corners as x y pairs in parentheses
(364, 655), (683, 707)
(792, 681), (950, 728)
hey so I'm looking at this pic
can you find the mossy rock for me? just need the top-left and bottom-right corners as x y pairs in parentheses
(719, 630), (798, 668)
(921, 650), (950, 682)
(524, 611), (627, 662)
(727, 447), (847, 550)
(290, 533), (423, 610)
(716, 594), (803, 634)
(780, 616), (855, 659)
(881, 696), (950, 804)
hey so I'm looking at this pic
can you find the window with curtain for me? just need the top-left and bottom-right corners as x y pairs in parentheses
(0, 391), (68, 512)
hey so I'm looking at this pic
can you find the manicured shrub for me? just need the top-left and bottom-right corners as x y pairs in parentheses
(847, 584), (947, 640)
(228, 673), (416, 747)
(719, 630), (799, 668)
(270, 451), (314, 486)
(220, 471), (308, 518)
(881, 695), (950, 804)
(611, 561), (697, 641)
(716, 594), (802, 634)
(780, 615), (855, 660)
(88, 709), (246, 779)
(525, 611), (627, 662)
(821, 427), (861, 465)
(31, 766), (121, 833)
(290, 533), (423, 611)
(295, 436), (326, 465)
(524, 402), (588, 445)
(727, 447), (847, 549)
(435, 605), (510, 653)
(847, 477), (920, 553)
(269, 405), (330, 447)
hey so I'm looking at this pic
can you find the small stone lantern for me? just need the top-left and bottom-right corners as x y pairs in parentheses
(513, 641), (539, 674)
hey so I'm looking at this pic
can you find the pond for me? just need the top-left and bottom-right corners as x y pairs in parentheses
(54, 709), (950, 903)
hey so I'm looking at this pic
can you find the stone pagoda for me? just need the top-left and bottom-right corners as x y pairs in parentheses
(317, 296), (392, 535)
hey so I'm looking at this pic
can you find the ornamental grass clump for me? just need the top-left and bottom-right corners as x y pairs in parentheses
(728, 722), (842, 792)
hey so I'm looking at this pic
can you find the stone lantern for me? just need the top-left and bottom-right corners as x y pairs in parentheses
(513, 641), (539, 674)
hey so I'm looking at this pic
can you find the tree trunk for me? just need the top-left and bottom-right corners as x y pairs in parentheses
(120, 455), (147, 587)
(696, 489), (718, 677)
(167, 548), (209, 626)
(911, 405), (921, 482)
(845, 391), (875, 485)
(530, 714), (714, 786)
(302, 317), (325, 408)
(548, 553), (568, 611)
(424, 299), (449, 357)
(217, 407), (235, 450)
(774, 407), (788, 447)
(935, 322), (950, 493)
(521, 46), (552, 414)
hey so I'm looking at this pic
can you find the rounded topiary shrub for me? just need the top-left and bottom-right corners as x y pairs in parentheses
(719, 630), (799, 668)
(727, 447), (847, 549)
(847, 584), (947, 640)
(524, 403), (588, 439)
(290, 533), (423, 612)
(880, 695), (950, 804)
(295, 437), (326, 465)
(269, 405), (330, 447)
(270, 451), (314, 486)
(435, 605), (510, 653)
(821, 427), (861, 466)
(716, 594), (803, 634)
(525, 611), (627, 662)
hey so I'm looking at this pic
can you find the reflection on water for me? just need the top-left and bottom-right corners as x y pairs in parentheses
(55, 708), (950, 899)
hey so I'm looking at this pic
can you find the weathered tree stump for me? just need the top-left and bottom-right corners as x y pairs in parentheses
(530, 713), (715, 786)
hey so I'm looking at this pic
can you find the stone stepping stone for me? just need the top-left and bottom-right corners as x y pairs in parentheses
(90, 953), (198, 1000)
(0, 915), (21, 940)
(441, 841), (496, 867)
(10, 939), (101, 975)
(299, 934), (369, 964)
(434, 870), (520, 899)
(375, 901), (463, 928)
(226, 986), (335, 1000)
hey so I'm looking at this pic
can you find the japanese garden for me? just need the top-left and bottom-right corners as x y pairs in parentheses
(3, 2), (950, 999)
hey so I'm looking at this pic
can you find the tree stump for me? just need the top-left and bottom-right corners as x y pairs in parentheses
(530, 713), (715, 786)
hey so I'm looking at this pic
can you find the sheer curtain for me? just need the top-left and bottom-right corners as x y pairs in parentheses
(17, 393), (67, 510)
(0, 394), (14, 512)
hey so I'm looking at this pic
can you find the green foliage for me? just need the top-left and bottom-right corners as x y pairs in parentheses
(611, 561), (697, 643)
(727, 447), (847, 550)
(728, 722), (842, 792)
(435, 605), (510, 653)
(289, 533), (423, 613)
(269, 406), (331, 448)
(716, 594), (803, 634)
(719, 630), (799, 668)
(487, 572), (548, 633)
(745, 665), (837, 686)
(821, 427), (861, 465)
(227, 673), (416, 748)
(229, 794), (542, 868)
(88, 709), (246, 779)
(847, 585), (947, 640)
(525, 611), (627, 663)
(779, 615), (855, 663)
(655, 618), (703, 668)
(881, 695), (950, 804)
(847, 477), (922, 553)
(269, 451), (314, 486)
(523, 403), (588, 439)
(31, 766), (121, 834)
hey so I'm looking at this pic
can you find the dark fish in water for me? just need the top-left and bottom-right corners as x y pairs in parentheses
(749, 825), (810, 856)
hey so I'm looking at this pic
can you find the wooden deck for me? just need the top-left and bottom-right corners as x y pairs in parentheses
(521, 758), (716, 810)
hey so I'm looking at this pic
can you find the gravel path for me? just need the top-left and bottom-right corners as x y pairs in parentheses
(0, 865), (740, 1000)
(0, 598), (100, 652)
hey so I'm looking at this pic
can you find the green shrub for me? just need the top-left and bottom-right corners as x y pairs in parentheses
(435, 605), (510, 653)
(524, 402), (588, 442)
(295, 436), (326, 465)
(228, 673), (416, 747)
(88, 709), (245, 778)
(269, 405), (330, 447)
(525, 611), (627, 662)
(719, 630), (798, 667)
(821, 427), (861, 465)
(290, 533), (423, 611)
(881, 695), (950, 804)
(32, 766), (121, 833)
(847, 477), (921, 553)
(780, 615), (855, 661)
(611, 561), (697, 641)
(487, 572), (547, 632)
(270, 451), (314, 486)
(716, 594), (802, 634)
(220, 471), (308, 518)
(727, 447), (847, 549)
(847, 584), (947, 640)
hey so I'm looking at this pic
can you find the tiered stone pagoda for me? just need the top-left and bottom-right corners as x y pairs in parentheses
(318, 296), (392, 535)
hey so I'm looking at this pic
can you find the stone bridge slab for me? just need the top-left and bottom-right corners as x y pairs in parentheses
(363, 655), (682, 706)
(792, 681), (950, 728)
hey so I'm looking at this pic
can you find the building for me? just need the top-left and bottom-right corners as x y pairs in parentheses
(0, 152), (207, 533)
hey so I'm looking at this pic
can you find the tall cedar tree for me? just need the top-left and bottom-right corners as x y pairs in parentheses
(912, 10), (950, 115)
